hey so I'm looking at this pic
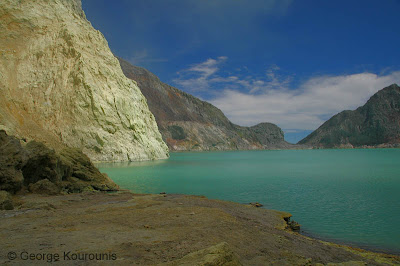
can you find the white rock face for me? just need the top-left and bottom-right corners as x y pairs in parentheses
(0, 0), (169, 161)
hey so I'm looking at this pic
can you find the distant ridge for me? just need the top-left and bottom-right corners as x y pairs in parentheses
(117, 57), (295, 151)
(299, 84), (400, 148)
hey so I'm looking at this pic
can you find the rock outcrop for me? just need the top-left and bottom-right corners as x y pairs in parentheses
(0, 0), (168, 162)
(299, 84), (400, 148)
(0, 130), (118, 195)
(118, 57), (294, 151)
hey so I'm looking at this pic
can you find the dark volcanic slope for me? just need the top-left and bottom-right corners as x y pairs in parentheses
(299, 84), (400, 148)
(117, 57), (294, 151)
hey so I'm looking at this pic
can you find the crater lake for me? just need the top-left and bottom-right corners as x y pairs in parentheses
(98, 149), (400, 254)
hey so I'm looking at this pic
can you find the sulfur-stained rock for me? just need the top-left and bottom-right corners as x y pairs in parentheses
(0, 190), (14, 210)
(0, 0), (168, 162)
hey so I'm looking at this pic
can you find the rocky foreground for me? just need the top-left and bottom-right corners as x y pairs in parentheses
(0, 191), (399, 265)
(0, 130), (118, 197)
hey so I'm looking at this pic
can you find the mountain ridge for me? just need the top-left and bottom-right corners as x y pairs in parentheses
(299, 84), (400, 148)
(117, 57), (296, 151)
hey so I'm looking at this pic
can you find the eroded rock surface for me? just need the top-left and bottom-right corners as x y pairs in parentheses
(0, 0), (168, 162)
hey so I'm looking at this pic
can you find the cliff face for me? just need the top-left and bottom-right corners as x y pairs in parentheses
(299, 84), (400, 148)
(118, 57), (293, 151)
(0, 0), (169, 162)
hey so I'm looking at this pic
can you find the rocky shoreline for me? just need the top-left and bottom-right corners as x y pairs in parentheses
(1, 191), (399, 265)
(2, 130), (400, 265)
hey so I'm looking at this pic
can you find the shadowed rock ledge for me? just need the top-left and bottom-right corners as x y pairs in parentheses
(0, 130), (118, 210)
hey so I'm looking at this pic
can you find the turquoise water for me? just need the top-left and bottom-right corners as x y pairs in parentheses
(98, 149), (400, 254)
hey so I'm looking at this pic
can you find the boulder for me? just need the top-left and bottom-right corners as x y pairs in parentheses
(249, 202), (263, 207)
(288, 221), (301, 232)
(0, 190), (14, 210)
(0, 130), (26, 193)
(22, 141), (67, 186)
(28, 179), (61, 195)
(0, 130), (118, 195)
(0, 167), (24, 194)
(59, 147), (119, 192)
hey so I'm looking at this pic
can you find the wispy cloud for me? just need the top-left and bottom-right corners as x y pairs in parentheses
(211, 72), (400, 130)
(173, 58), (291, 94)
(173, 57), (400, 131)
(173, 56), (228, 92)
(128, 49), (168, 66)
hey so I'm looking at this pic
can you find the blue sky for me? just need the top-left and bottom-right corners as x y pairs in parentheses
(82, 0), (400, 143)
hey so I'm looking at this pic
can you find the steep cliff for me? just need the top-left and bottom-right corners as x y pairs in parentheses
(299, 84), (400, 148)
(0, 0), (168, 162)
(118, 57), (293, 151)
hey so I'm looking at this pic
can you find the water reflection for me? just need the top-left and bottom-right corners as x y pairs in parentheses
(96, 158), (169, 169)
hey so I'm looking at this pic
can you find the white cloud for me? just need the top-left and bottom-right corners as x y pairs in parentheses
(173, 57), (290, 94)
(189, 56), (227, 76)
(173, 56), (228, 92)
(210, 72), (400, 130)
(173, 57), (400, 131)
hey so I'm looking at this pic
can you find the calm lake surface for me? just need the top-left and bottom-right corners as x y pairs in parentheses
(98, 149), (400, 254)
